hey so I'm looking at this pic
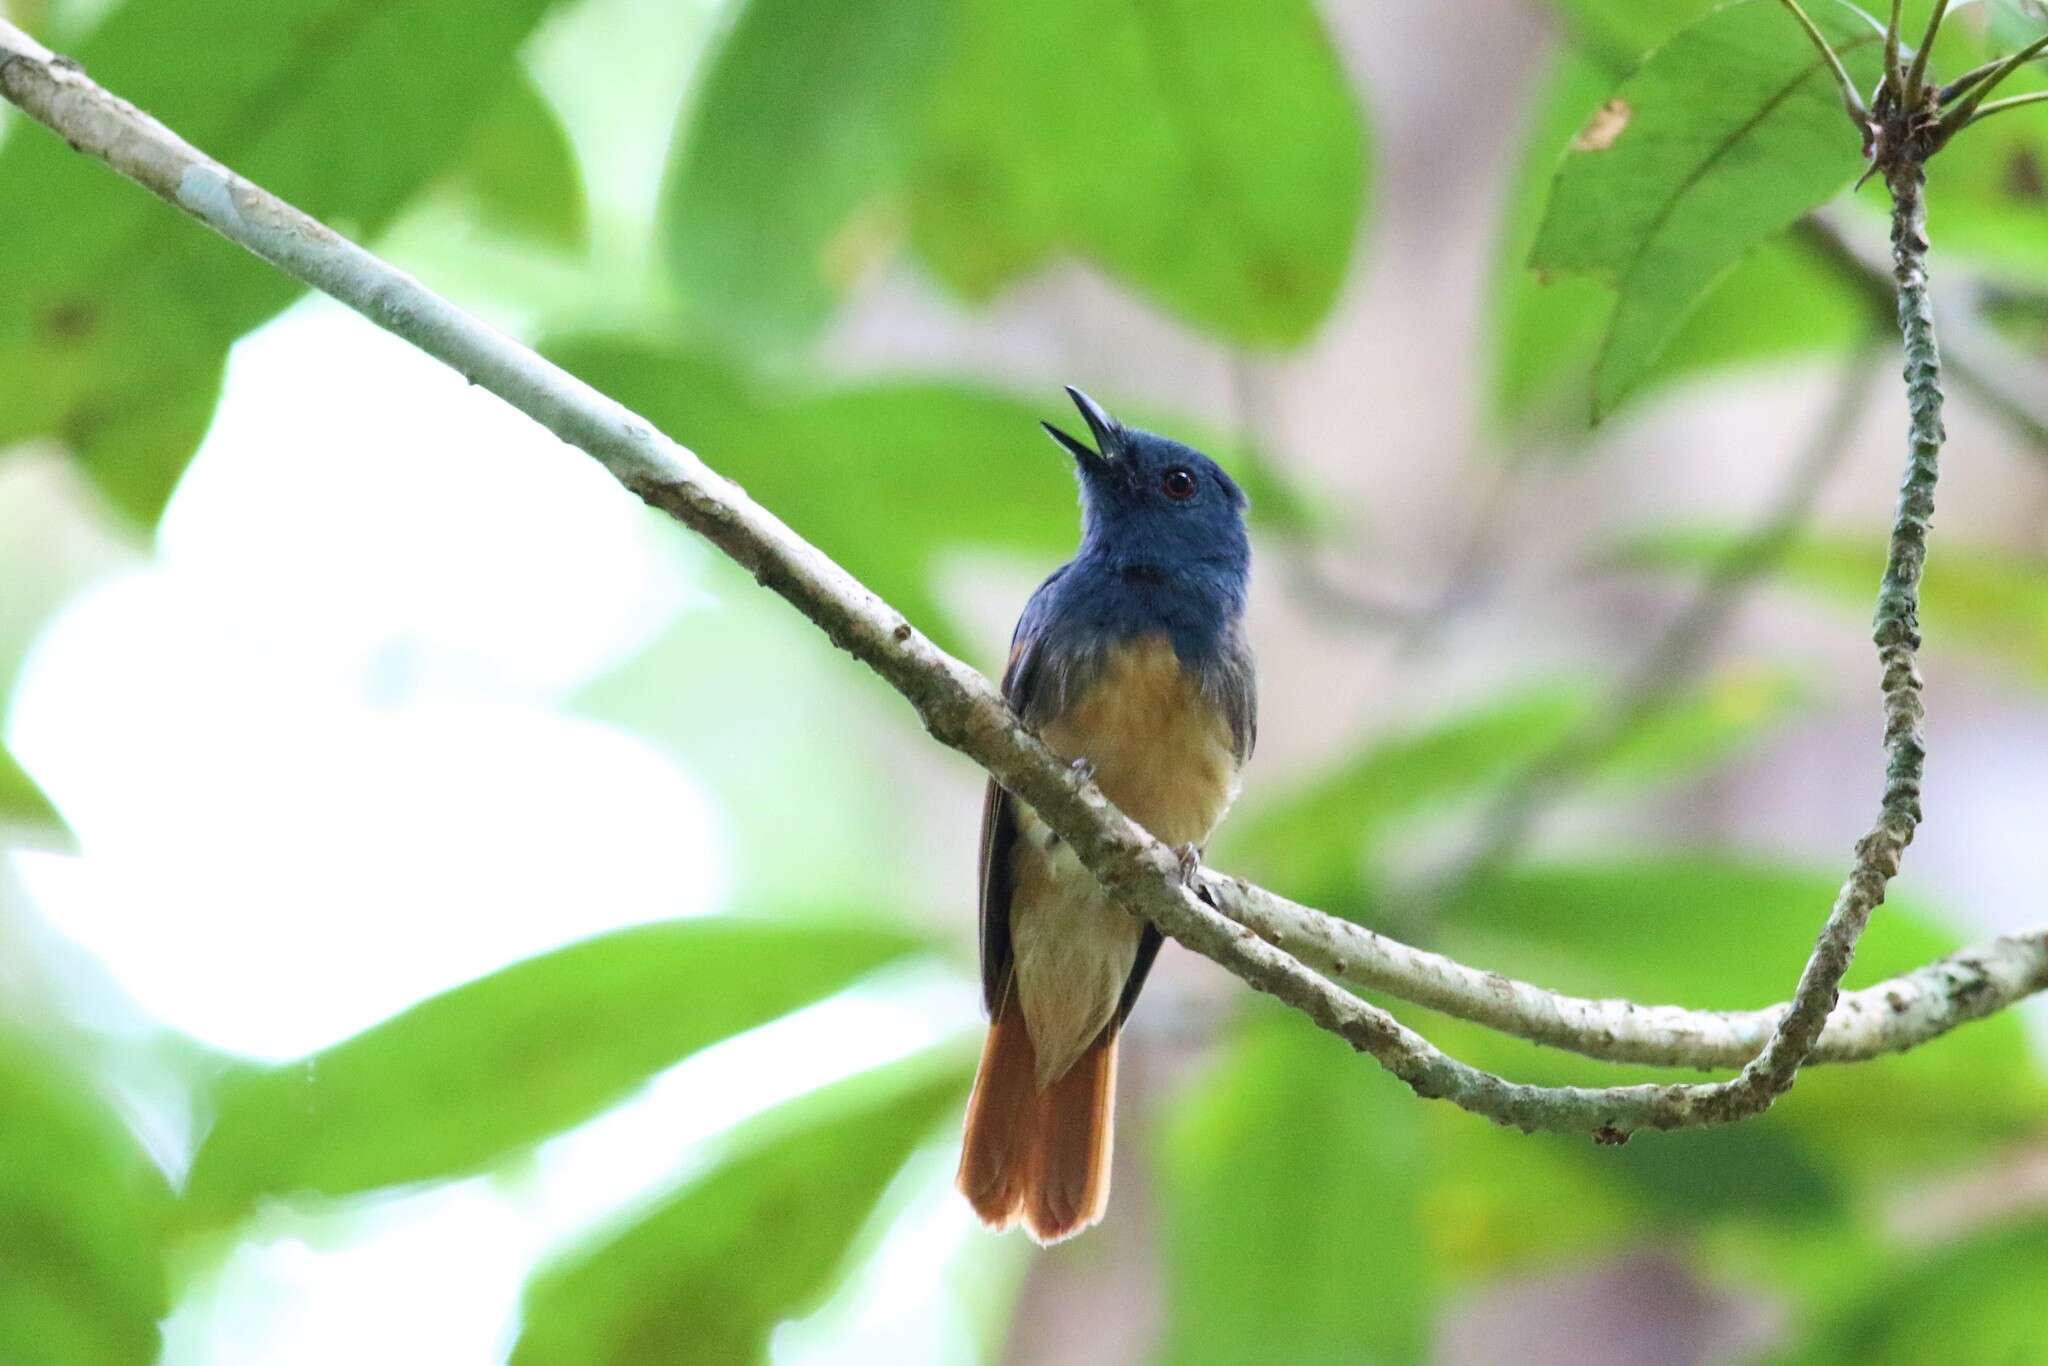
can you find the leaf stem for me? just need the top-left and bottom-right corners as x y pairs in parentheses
(1779, 0), (1871, 122)
(1903, 0), (1953, 103)
(1959, 87), (2048, 127)
(1885, 0), (1905, 94)
(1943, 34), (2048, 130)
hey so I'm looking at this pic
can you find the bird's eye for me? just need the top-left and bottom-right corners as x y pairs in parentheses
(1161, 467), (1198, 501)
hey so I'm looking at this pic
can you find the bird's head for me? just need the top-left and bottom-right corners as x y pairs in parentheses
(1041, 387), (1248, 565)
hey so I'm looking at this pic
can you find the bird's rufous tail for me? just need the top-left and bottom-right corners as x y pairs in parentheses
(956, 994), (1117, 1244)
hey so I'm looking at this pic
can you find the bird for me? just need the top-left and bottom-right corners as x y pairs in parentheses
(957, 386), (1257, 1244)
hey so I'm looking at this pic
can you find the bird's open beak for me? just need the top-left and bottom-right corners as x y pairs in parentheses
(1041, 385), (1123, 476)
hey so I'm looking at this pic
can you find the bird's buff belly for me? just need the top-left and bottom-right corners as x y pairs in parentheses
(1008, 636), (1241, 1084)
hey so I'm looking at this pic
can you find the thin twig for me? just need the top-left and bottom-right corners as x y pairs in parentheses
(0, 23), (1988, 1139)
(1796, 213), (2048, 461)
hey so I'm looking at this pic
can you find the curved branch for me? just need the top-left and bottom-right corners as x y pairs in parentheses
(1213, 877), (2047, 1069)
(0, 24), (1985, 1139)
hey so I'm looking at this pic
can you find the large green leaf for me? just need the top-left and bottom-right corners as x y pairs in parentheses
(1220, 670), (1800, 907)
(539, 336), (1309, 656)
(1548, 0), (1726, 69)
(0, 0), (563, 523)
(510, 1051), (968, 1366)
(181, 917), (924, 1229)
(1771, 1219), (2048, 1364)
(0, 740), (62, 830)
(1621, 530), (2048, 686)
(447, 72), (588, 253)
(1492, 49), (1870, 432)
(1157, 1006), (1428, 1366)
(0, 1033), (170, 1366)
(908, 0), (1367, 348)
(660, 0), (948, 362)
(1530, 0), (1884, 416)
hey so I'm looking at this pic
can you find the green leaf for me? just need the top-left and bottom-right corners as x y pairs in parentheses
(0, 0), (565, 524)
(539, 336), (1309, 656)
(1772, 1220), (2048, 1364)
(447, 72), (588, 252)
(0, 1033), (170, 1366)
(1621, 530), (2048, 687)
(510, 1051), (968, 1366)
(908, 0), (1367, 348)
(1158, 1006), (1428, 1366)
(1547, 0), (1726, 70)
(1492, 51), (1872, 432)
(1220, 670), (1800, 906)
(181, 917), (924, 1229)
(1529, 0), (1884, 416)
(660, 0), (948, 362)
(0, 741), (63, 830)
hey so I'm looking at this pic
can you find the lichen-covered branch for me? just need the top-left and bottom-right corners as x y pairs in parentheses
(1216, 875), (2047, 1069)
(0, 23), (1991, 1139)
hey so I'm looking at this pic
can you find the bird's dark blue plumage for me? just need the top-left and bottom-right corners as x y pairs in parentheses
(959, 387), (1257, 1244)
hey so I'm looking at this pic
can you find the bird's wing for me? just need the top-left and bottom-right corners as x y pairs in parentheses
(977, 567), (1066, 1016)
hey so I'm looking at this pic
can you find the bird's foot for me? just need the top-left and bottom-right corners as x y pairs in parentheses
(1068, 756), (1097, 787)
(1173, 843), (1205, 891)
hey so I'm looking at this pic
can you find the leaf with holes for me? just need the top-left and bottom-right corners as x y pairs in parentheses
(1494, 48), (1874, 431)
(1530, 0), (1885, 417)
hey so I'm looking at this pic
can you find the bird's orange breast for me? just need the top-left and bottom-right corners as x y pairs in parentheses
(1038, 633), (1242, 848)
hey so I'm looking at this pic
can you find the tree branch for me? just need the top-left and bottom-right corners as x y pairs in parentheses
(0, 23), (1996, 1140)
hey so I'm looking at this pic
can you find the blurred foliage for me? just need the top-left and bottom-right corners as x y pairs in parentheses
(0, 0), (573, 523)
(907, 0), (1365, 348)
(451, 73), (590, 254)
(512, 1052), (968, 1366)
(1158, 1007), (1427, 1366)
(663, 0), (1366, 364)
(1622, 530), (2048, 686)
(2, 0), (2048, 1361)
(182, 918), (926, 1230)
(1770, 1217), (2048, 1362)
(0, 739), (62, 829)
(660, 0), (948, 362)
(0, 1030), (169, 1366)
(1220, 667), (1803, 907)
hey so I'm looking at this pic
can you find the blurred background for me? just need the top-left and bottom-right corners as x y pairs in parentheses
(3, 0), (2048, 1361)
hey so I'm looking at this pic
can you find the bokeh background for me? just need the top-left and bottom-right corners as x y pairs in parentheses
(4, 0), (2048, 1361)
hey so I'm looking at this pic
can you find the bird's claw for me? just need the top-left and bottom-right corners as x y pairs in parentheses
(1173, 843), (1204, 889)
(1068, 756), (1096, 787)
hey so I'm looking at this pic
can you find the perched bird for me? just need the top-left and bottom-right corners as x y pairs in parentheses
(957, 387), (1257, 1244)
